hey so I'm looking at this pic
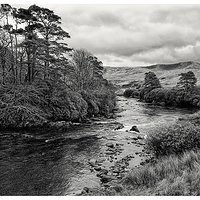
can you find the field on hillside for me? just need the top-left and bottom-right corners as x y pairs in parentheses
(104, 61), (200, 88)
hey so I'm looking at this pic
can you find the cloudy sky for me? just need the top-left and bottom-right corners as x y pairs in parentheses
(15, 4), (200, 67)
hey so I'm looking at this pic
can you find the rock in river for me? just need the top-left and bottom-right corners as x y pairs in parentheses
(130, 125), (140, 133)
(88, 159), (97, 167)
(106, 143), (114, 148)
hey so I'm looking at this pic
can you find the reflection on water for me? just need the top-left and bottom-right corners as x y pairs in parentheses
(0, 132), (100, 195)
(0, 96), (197, 195)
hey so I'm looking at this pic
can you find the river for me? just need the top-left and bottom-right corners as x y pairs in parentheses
(0, 96), (196, 195)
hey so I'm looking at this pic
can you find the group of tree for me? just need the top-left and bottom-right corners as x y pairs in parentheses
(0, 4), (106, 89)
(0, 4), (116, 130)
(124, 70), (200, 108)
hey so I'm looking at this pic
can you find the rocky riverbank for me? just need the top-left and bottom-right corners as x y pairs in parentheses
(79, 127), (154, 195)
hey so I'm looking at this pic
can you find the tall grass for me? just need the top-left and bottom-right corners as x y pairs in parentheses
(123, 150), (200, 195)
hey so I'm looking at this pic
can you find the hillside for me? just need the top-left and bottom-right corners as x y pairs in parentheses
(104, 61), (200, 88)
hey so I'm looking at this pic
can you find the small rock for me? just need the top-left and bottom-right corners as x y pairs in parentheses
(138, 142), (145, 145)
(105, 151), (115, 155)
(82, 187), (89, 193)
(106, 143), (114, 148)
(96, 158), (106, 163)
(88, 159), (96, 167)
(137, 135), (144, 139)
(94, 166), (101, 171)
(101, 175), (116, 183)
(140, 162), (145, 166)
(103, 183), (111, 188)
(99, 169), (109, 175)
(114, 123), (124, 130)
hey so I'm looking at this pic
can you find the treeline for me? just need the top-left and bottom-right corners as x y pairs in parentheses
(0, 4), (116, 130)
(124, 70), (200, 108)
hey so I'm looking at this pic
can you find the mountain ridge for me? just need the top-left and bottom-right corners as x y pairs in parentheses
(104, 61), (200, 88)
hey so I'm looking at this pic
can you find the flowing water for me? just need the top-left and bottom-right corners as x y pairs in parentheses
(0, 96), (196, 195)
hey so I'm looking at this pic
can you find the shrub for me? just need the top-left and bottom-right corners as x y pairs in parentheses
(146, 122), (200, 157)
(144, 88), (166, 103)
(93, 87), (116, 116)
(123, 88), (139, 98)
(80, 90), (99, 116)
(0, 105), (47, 129)
(124, 89), (134, 97)
(47, 89), (88, 122)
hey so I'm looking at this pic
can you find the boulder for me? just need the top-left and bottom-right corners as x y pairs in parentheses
(130, 125), (140, 133)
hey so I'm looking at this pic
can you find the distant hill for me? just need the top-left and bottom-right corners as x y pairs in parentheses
(144, 61), (200, 70)
(103, 61), (200, 88)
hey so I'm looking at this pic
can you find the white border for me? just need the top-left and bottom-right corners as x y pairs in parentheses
(3, 0), (200, 4)
(1, 1), (200, 199)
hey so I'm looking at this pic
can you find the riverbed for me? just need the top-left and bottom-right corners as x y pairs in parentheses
(0, 96), (196, 195)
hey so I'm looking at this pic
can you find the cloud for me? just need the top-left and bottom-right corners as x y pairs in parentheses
(13, 4), (200, 66)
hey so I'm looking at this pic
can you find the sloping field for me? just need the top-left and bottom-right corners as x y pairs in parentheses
(104, 61), (200, 88)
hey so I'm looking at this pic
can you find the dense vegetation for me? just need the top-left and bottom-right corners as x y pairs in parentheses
(0, 4), (116, 131)
(124, 71), (200, 108)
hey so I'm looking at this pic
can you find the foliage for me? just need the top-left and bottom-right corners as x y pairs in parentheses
(146, 121), (200, 157)
(66, 49), (104, 91)
(123, 88), (139, 98)
(132, 70), (200, 108)
(140, 71), (161, 99)
(0, 4), (116, 130)
(177, 71), (197, 91)
(0, 105), (47, 129)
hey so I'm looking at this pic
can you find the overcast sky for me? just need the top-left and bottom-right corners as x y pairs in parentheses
(14, 4), (200, 67)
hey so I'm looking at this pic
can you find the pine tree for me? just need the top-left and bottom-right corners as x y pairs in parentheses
(177, 71), (197, 91)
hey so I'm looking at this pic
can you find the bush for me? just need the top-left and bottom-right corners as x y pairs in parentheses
(0, 105), (47, 129)
(146, 122), (200, 157)
(80, 90), (99, 116)
(93, 87), (116, 116)
(123, 88), (139, 98)
(47, 89), (88, 122)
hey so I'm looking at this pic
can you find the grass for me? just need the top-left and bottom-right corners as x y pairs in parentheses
(123, 150), (200, 195)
